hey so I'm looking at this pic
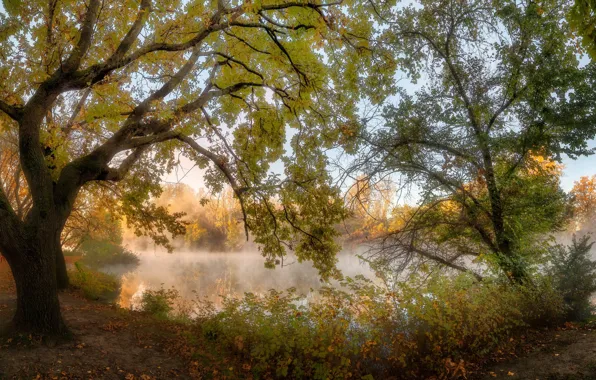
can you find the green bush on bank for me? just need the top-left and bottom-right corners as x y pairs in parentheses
(69, 262), (120, 301)
(140, 286), (180, 319)
(78, 238), (140, 268)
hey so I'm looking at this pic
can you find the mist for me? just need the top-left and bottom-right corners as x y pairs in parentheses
(106, 243), (377, 310)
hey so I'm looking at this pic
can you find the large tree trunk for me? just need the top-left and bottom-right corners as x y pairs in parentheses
(4, 226), (67, 334)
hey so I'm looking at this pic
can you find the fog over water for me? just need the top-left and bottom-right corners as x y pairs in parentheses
(102, 228), (596, 311)
(105, 244), (377, 310)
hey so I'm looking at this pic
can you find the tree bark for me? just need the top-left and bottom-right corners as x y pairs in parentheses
(55, 244), (69, 290)
(7, 235), (67, 334)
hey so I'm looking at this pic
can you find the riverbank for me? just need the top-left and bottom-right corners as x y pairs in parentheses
(2, 264), (596, 379)
(2, 289), (596, 379)
(0, 291), (196, 379)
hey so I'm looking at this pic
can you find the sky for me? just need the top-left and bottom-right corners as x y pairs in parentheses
(165, 145), (596, 196)
(560, 148), (596, 191)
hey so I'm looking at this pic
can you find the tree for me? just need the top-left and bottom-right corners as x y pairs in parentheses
(570, 175), (596, 231)
(61, 186), (124, 252)
(0, 0), (384, 334)
(2, 113), (143, 289)
(155, 183), (244, 251)
(548, 235), (596, 321)
(349, 0), (596, 281)
(343, 176), (395, 242)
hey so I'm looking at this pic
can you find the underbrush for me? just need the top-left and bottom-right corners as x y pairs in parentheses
(69, 262), (120, 301)
(138, 273), (566, 379)
(140, 286), (181, 320)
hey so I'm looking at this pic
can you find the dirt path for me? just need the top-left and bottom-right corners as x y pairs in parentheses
(0, 291), (194, 379)
(479, 328), (596, 380)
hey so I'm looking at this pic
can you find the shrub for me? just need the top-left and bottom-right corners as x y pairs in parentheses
(548, 235), (596, 321)
(69, 262), (120, 301)
(191, 273), (558, 379)
(140, 286), (180, 319)
(516, 275), (566, 327)
(78, 238), (140, 269)
(395, 274), (527, 374)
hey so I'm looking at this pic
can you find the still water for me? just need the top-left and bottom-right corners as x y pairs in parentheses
(103, 247), (377, 311)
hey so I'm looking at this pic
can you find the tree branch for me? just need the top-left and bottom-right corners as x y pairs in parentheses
(63, 6), (235, 92)
(0, 178), (22, 256)
(177, 134), (250, 238)
(106, 0), (152, 65)
(62, 0), (102, 73)
(0, 99), (23, 121)
(63, 88), (92, 136)
(409, 245), (483, 281)
(99, 147), (148, 181)
(486, 84), (528, 132)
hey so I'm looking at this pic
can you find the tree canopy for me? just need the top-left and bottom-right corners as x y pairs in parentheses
(1, 0), (596, 335)
(0, 0), (396, 333)
(0, 0), (392, 278)
(346, 0), (596, 280)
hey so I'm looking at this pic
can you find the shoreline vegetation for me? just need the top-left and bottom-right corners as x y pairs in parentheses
(1, 261), (596, 379)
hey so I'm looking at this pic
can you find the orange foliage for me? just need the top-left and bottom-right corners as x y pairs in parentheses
(571, 175), (596, 229)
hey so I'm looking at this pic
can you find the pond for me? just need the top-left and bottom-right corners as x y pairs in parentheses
(103, 246), (377, 311)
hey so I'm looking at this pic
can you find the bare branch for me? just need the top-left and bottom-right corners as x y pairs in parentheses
(408, 245), (483, 281)
(63, 88), (92, 136)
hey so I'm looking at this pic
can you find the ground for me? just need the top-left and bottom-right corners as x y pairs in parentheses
(0, 263), (212, 380)
(477, 327), (596, 380)
(0, 291), (197, 379)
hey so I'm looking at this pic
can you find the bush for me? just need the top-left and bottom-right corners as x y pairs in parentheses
(191, 273), (561, 379)
(69, 262), (120, 301)
(548, 235), (596, 321)
(140, 286), (180, 319)
(516, 275), (567, 327)
(78, 238), (140, 269)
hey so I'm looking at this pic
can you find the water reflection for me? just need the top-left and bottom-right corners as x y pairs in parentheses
(104, 248), (376, 311)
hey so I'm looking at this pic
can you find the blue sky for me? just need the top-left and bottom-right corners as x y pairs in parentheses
(560, 147), (596, 191)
